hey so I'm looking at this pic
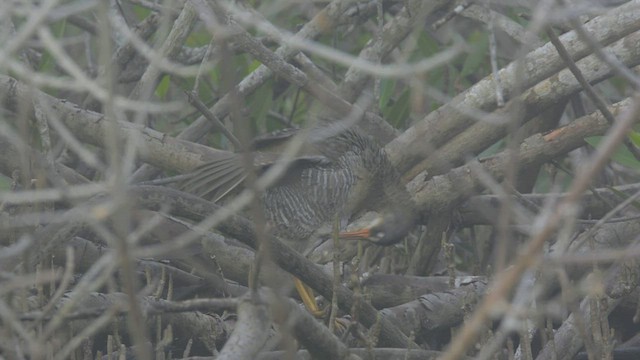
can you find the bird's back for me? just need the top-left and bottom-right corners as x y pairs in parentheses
(263, 147), (362, 248)
(181, 127), (401, 251)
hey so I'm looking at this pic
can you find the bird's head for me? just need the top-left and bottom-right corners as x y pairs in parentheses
(339, 211), (416, 246)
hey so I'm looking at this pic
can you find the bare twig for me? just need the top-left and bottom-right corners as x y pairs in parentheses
(439, 94), (640, 360)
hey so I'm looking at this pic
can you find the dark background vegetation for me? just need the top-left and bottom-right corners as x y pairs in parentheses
(1, 0), (640, 359)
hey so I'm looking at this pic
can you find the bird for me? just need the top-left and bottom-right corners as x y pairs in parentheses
(180, 122), (418, 250)
(180, 119), (418, 316)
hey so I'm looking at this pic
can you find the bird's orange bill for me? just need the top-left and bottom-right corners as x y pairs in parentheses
(338, 228), (371, 240)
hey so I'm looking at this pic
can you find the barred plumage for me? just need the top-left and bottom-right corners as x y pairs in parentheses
(181, 126), (416, 251)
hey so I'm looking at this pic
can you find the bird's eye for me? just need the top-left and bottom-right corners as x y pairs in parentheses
(373, 231), (385, 240)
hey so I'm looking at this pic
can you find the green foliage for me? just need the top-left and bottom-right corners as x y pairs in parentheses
(414, 31), (441, 59)
(478, 138), (505, 158)
(608, 76), (630, 94)
(248, 81), (274, 133)
(383, 88), (410, 128)
(377, 31), (457, 128)
(132, 4), (152, 19)
(279, 89), (310, 127)
(186, 29), (211, 47)
(378, 79), (396, 110)
(0, 174), (11, 190)
(533, 163), (574, 193)
(155, 75), (171, 99)
(628, 130), (640, 147)
(585, 135), (640, 170)
(460, 31), (489, 78)
(247, 59), (263, 74)
(38, 20), (68, 74)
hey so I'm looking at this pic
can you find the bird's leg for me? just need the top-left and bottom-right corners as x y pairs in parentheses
(293, 278), (350, 334)
(293, 277), (325, 317)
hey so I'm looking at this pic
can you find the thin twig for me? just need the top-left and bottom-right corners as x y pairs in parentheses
(184, 90), (241, 149)
(439, 94), (640, 360)
(546, 26), (640, 161)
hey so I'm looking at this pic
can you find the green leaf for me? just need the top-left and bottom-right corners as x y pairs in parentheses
(38, 20), (67, 72)
(384, 89), (410, 128)
(186, 32), (211, 47)
(628, 130), (640, 147)
(584, 136), (640, 170)
(155, 75), (171, 99)
(478, 138), (505, 158)
(247, 59), (262, 74)
(379, 79), (396, 109)
(0, 174), (11, 190)
(132, 5), (152, 19)
(249, 83), (273, 133)
(460, 31), (489, 78)
(415, 31), (440, 58)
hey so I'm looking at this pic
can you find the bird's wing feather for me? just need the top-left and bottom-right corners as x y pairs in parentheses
(181, 151), (331, 202)
(180, 154), (246, 200)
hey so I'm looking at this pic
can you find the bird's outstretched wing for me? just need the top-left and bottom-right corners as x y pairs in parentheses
(180, 151), (330, 202)
(180, 152), (246, 201)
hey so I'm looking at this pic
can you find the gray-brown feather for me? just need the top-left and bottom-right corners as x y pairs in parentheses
(181, 128), (412, 251)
